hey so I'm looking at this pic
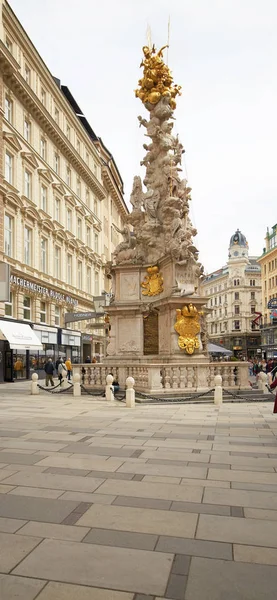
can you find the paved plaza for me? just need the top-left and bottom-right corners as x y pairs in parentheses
(0, 384), (277, 598)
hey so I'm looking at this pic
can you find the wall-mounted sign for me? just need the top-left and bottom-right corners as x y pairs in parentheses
(65, 311), (104, 324)
(268, 298), (277, 309)
(10, 275), (78, 306)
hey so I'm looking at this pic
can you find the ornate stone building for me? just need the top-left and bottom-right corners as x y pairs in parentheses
(257, 223), (277, 358)
(0, 0), (128, 380)
(200, 230), (262, 359)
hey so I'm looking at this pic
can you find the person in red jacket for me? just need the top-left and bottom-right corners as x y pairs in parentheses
(269, 378), (277, 413)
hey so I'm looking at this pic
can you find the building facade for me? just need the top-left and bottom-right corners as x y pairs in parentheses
(257, 223), (277, 359)
(200, 230), (262, 359)
(0, 0), (128, 381)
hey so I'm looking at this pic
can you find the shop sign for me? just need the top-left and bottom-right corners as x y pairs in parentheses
(82, 334), (93, 342)
(268, 298), (277, 309)
(10, 275), (78, 306)
(233, 346), (242, 350)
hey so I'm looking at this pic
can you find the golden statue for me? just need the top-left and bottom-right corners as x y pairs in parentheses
(174, 303), (201, 355)
(135, 44), (181, 109)
(141, 266), (163, 296)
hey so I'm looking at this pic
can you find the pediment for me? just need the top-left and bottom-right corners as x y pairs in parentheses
(40, 218), (56, 232)
(23, 206), (40, 221)
(3, 131), (22, 152)
(21, 152), (39, 169)
(52, 182), (66, 195)
(38, 168), (54, 184)
(64, 194), (77, 207)
(4, 192), (24, 210)
(85, 215), (94, 226)
(3, 131), (21, 153)
(76, 205), (87, 217)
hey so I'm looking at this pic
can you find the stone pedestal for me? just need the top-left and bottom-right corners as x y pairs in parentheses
(105, 257), (208, 366)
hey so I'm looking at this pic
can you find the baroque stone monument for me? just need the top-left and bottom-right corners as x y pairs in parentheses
(106, 43), (208, 365)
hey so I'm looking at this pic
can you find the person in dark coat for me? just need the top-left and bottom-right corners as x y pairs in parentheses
(269, 378), (277, 413)
(44, 358), (55, 387)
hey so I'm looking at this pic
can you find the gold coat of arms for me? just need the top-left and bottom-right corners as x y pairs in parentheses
(141, 266), (163, 296)
(174, 303), (200, 355)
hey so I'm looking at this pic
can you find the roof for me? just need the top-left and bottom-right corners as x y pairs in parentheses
(208, 343), (232, 355)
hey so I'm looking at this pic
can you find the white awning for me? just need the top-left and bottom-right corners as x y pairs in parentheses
(0, 321), (43, 351)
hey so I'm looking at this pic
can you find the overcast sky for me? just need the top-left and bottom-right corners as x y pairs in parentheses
(9, 0), (277, 273)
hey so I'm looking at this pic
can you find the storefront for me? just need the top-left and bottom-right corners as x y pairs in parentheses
(30, 325), (81, 378)
(0, 320), (42, 382)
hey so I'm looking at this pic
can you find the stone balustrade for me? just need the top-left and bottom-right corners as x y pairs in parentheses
(72, 361), (250, 394)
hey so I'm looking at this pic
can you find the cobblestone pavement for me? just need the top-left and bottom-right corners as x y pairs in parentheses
(0, 383), (277, 599)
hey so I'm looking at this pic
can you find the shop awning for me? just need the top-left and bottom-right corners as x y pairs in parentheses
(208, 342), (232, 356)
(0, 321), (43, 351)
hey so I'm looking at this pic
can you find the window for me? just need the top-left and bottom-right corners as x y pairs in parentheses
(214, 324), (217, 334)
(40, 301), (46, 323)
(250, 279), (256, 286)
(251, 305), (256, 314)
(25, 65), (30, 84)
(77, 218), (82, 239)
(23, 296), (31, 320)
(54, 305), (60, 326)
(214, 297), (217, 305)
(24, 227), (32, 265)
(54, 107), (59, 124)
(85, 188), (90, 206)
(94, 233), (99, 254)
(5, 37), (12, 52)
(24, 170), (31, 198)
(55, 197), (60, 222)
(210, 298), (213, 307)
(40, 137), (46, 160)
(67, 254), (72, 284)
(5, 292), (13, 317)
(234, 292), (239, 300)
(4, 96), (12, 123)
(234, 279), (239, 286)
(24, 119), (30, 142)
(224, 294), (227, 303)
(234, 305), (240, 315)
(219, 295), (222, 305)
(76, 139), (80, 153)
(40, 185), (47, 212)
(95, 270), (99, 294)
(41, 88), (46, 105)
(54, 246), (61, 279)
(54, 153), (59, 174)
(5, 151), (12, 184)
(66, 124), (70, 139)
(85, 151), (89, 164)
(94, 197), (98, 216)
(251, 291), (255, 300)
(76, 177), (81, 197)
(86, 226), (91, 247)
(4, 215), (13, 257)
(66, 208), (72, 231)
(264, 265), (267, 275)
(77, 261), (82, 289)
(219, 308), (222, 317)
(234, 320), (240, 330)
(41, 238), (47, 273)
(87, 267), (91, 293)
(66, 166), (71, 186)
(224, 307), (227, 316)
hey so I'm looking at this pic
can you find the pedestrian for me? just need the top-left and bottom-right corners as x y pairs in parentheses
(85, 356), (91, 363)
(44, 358), (55, 387)
(14, 358), (23, 379)
(112, 378), (120, 394)
(65, 357), (72, 380)
(57, 359), (67, 385)
(92, 356), (97, 363)
(55, 357), (61, 374)
(269, 378), (277, 413)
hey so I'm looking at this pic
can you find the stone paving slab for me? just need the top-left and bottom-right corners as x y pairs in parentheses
(13, 538), (173, 596)
(83, 527), (158, 550)
(93, 479), (203, 502)
(0, 493), (80, 523)
(185, 557), (277, 600)
(76, 503), (198, 538)
(36, 582), (134, 599)
(197, 513), (277, 547)
(0, 574), (46, 600)
(203, 486), (277, 510)
(0, 531), (41, 572)
(3, 471), (104, 493)
(17, 521), (90, 542)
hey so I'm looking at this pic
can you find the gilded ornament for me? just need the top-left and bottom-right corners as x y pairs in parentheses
(135, 44), (182, 108)
(141, 266), (163, 297)
(174, 303), (201, 355)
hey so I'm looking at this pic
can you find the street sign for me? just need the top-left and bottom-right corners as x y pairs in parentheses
(268, 298), (277, 309)
(64, 311), (104, 324)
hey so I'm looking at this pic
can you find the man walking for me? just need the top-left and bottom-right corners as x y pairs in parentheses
(65, 357), (72, 380)
(44, 358), (55, 387)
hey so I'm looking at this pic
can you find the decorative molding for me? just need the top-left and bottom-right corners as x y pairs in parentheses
(3, 131), (22, 152)
(21, 151), (39, 169)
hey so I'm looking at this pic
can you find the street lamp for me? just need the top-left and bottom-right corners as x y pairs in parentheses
(93, 292), (111, 313)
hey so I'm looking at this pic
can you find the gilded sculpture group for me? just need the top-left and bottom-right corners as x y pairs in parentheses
(135, 45), (182, 109)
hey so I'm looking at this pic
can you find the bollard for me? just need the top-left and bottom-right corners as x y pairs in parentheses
(106, 374), (114, 401)
(259, 371), (268, 394)
(126, 376), (135, 408)
(31, 372), (39, 395)
(73, 372), (81, 397)
(214, 374), (222, 405)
